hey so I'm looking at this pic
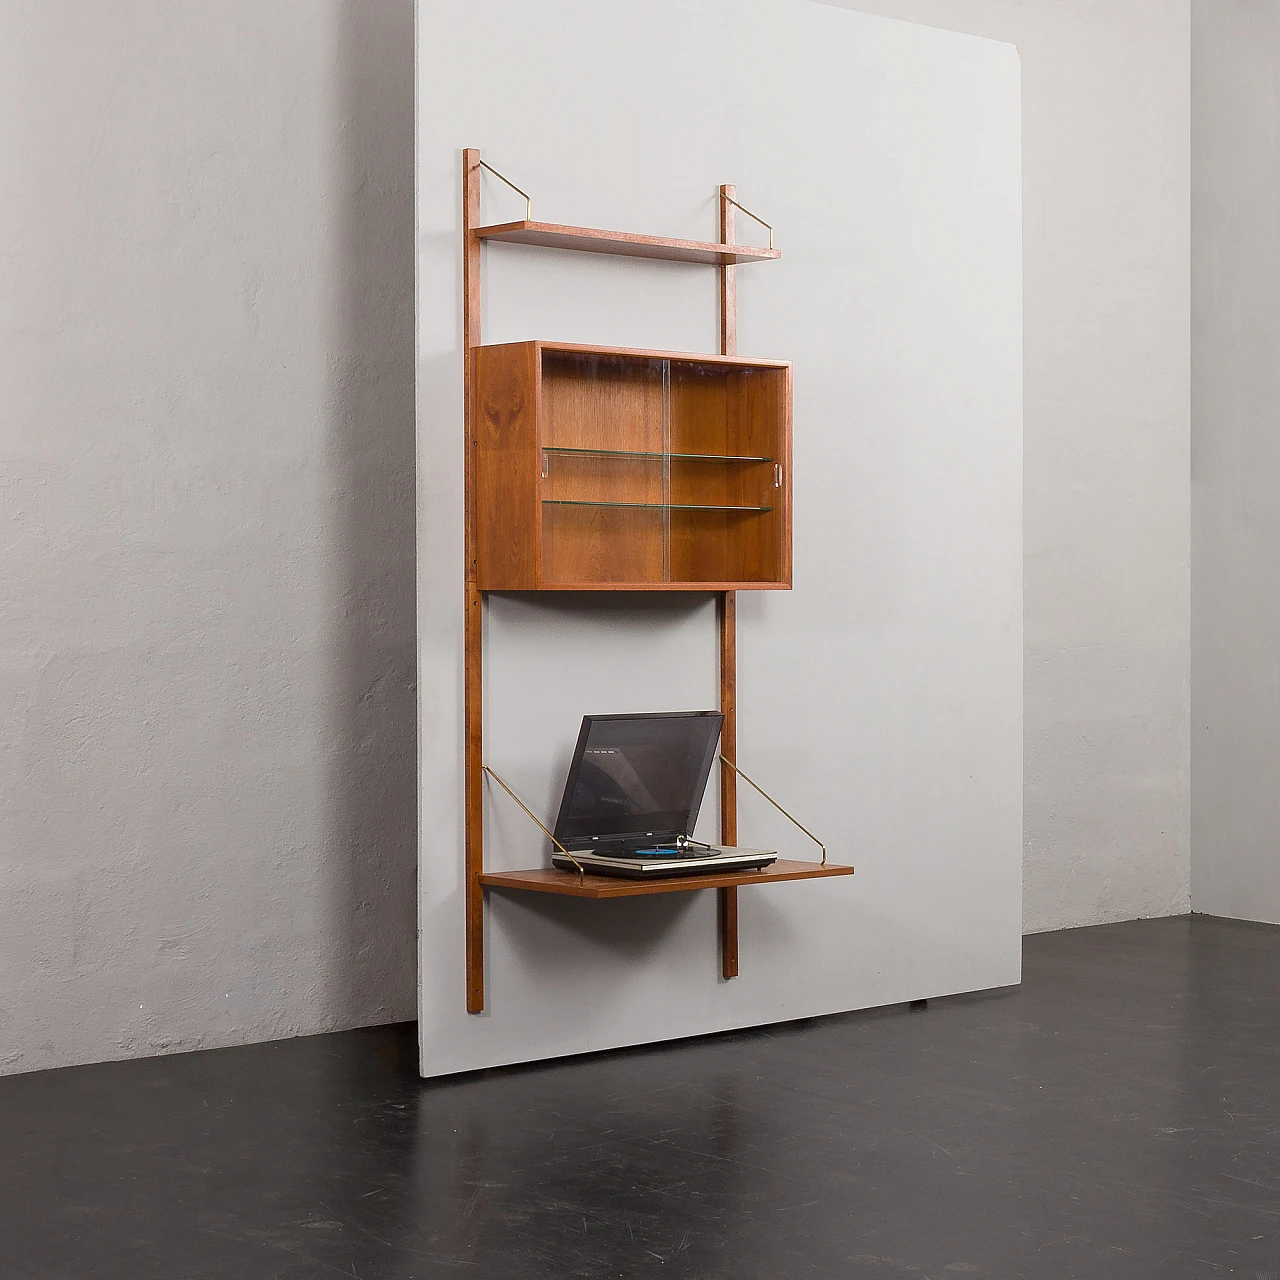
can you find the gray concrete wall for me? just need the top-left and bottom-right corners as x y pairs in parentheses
(1190, 1), (1280, 925)
(842, 0), (1192, 932)
(0, 0), (417, 1074)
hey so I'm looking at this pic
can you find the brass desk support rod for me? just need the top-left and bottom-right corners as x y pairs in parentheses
(482, 766), (586, 876)
(718, 755), (826, 865)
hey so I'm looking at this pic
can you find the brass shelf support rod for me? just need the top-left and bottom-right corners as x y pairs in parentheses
(720, 195), (774, 250)
(718, 755), (826, 865)
(477, 159), (533, 221)
(482, 765), (585, 876)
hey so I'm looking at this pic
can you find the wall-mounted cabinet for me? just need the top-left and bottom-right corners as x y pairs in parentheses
(474, 341), (792, 591)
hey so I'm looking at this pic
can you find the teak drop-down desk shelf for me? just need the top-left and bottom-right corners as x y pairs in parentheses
(462, 149), (853, 1013)
(480, 860), (853, 900)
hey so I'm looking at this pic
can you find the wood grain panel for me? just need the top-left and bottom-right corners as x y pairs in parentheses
(718, 197), (740, 984)
(666, 362), (788, 584)
(475, 342), (541, 590)
(726, 368), (786, 582)
(463, 582), (484, 1011)
(541, 505), (664, 584)
(540, 351), (665, 584)
(719, 589), (739, 980)
(541, 455), (664, 507)
(719, 884), (739, 979)
(540, 352), (664, 450)
(669, 365), (730, 582)
(462, 149), (485, 1013)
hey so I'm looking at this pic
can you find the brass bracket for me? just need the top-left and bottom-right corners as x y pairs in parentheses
(718, 755), (826, 865)
(482, 765), (585, 876)
(476, 159), (533, 222)
(720, 194), (774, 250)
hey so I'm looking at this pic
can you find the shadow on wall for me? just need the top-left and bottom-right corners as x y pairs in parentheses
(325, 0), (417, 1024)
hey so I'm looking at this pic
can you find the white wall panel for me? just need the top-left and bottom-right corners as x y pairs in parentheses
(417, 0), (1022, 1075)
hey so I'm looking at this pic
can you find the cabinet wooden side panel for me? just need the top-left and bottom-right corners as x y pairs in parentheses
(779, 365), (793, 585)
(475, 343), (540, 590)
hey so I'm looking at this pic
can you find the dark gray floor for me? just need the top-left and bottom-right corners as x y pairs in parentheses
(2, 915), (1278, 1279)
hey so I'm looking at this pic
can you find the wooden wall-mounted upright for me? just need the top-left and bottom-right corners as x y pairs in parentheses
(718, 184), (739, 982)
(462, 149), (485, 1014)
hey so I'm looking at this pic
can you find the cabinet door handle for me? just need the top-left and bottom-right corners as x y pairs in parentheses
(774, 462), (783, 488)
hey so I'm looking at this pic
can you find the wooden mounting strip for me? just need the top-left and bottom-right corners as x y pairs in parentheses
(718, 184), (739, 983)
(463, 149), (485, 1014)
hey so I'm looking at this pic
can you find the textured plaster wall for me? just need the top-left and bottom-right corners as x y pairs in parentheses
(0, 0), (417, 1075)
(1190, 1), (1280, 925)
(840, 0), (1192, 931)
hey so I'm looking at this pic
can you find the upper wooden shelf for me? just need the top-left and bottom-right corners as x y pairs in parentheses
(474, 220), (781, 266)
(479, 858), (852, 900)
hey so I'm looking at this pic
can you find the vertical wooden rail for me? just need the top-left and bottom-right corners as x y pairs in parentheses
(718, 592), (739, 979)
(718, 185), (739, 981)
(463, 149), (486, 1013)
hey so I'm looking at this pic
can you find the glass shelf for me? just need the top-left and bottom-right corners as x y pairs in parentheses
(543, 499), (773, 513)
(543, 447), (772, 463)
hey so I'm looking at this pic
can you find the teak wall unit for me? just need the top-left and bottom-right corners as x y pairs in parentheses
(462, 149), (852, 1013)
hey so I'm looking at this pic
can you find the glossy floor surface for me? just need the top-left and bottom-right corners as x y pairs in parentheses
(2, 915), (1278, 1279)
